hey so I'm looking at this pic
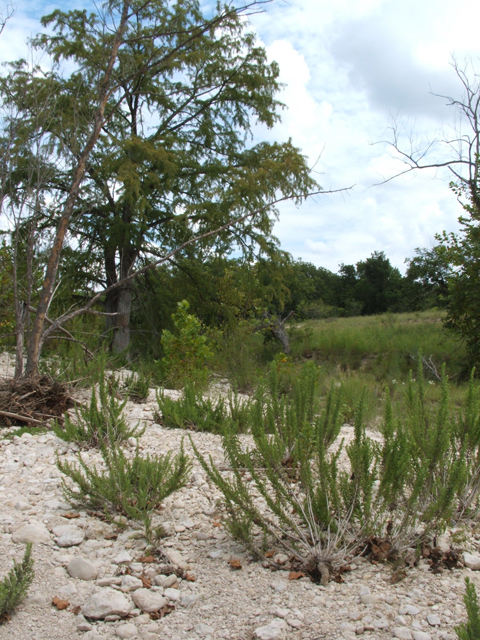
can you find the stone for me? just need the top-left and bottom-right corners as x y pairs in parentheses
(12, 523), (51, 544)
(400, 605), (421, 616)
(273, 554), (289, 565)
(76, 615), (93, 631)
(24, 592), (49, 606)
(270, 581), (287, 593)
(116, 623), (138, 639)
(286, 618), (303, 629)
(67, 557), (98, 580)
(164, 587), (181, 602)
(392, 628), (413, 640)
(112, 550), (133, 564)
(163, 549), (189, 569)
(412, 633), (432, 640)
(427, 614), (441, 626)
(464, 552), (480, 571)
(14, 500), (31, 511)
(195, 623), (215, 637)
(84, 631), (105, 640)
(253, 619), (287, 640)
(181, 593), (200, 607)
(132, 589), (166, 613)
(360, 594), (378, 605)
(82, 588), (133, 619)
(121, 575), (144, 592)
(54, 524), (85, 547)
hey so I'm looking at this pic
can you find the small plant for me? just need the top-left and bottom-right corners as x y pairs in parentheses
(161, 300), (213, 388)
(0, 544), (34, 621)
(124, 372), (151, 403)
(52, 376), (144, 447)
(156, 383), (252, 434)
(57, 442), (191, 539)
(456, 578), (480, 640)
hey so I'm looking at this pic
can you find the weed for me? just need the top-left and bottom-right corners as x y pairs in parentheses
(0, 544), (34, 621)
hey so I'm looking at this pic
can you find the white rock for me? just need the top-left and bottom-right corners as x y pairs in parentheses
(83, 632), (105, 640)
(24, 592), (49, 606)
(132, 589), (166, 613)
(12, 523), (51, 544)
(164, 587), (181, 602)
(113, 550), (133, 564)
(14, 500), (31, 511)
(116, 623), (138, 639)
(121, 575), (144, 592)
(253, 619), (287, 640)
(163, 549), (189, 569)
(270, 581), (287, 593)
(82, 588), (133, 619)
(464, 552), (480, 570)
(400, 604), (421, 615)
(195, 623), (215, 637)
(67, 557), (98, 580)
(427, 614), (441, 626)
(286, 618), (303, 629)
(54, 524), (85, 547)
(412, 632), (432, 640)
(360, 594), (378, 605)
(392, 628), (413, 640)
(273, 554), (289, 565)
(181, 593), (200, 607)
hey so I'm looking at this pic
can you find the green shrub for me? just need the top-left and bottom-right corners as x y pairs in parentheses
(57, 442), (191, 539)
(191, 358), (480, 581)
(156, 383), (253, 434)
(52, 376), (144, 447)
(161, 300), (213, 388)
(0, 544), (34, 621)
(123, 371), (151, 402)
(456, 578), (480, 640)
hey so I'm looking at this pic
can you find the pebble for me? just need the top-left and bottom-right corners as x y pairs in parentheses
(427, 614), (441, 626)
(112, 550), (133, 564)
(195, 622), (215, 637)
(463, 552), (480, 570)
(392, 628), (413, 639)
(82, 588), (133, 619)
(253, 619), (287, 640)
(12, 522), (51, 544)
(116, 623), (139, 639)
(412, 632), (432, 640)
(400, 604), (421, 615)
(132, 588), (166, 613)
(67, 556), (98, 580)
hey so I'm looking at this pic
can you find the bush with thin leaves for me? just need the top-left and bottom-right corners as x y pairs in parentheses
(52, 376), (144, 447)
(57, 442), (191, 539)
(156, 383), (253, 434)
(0, 544), (34, 621)
(456, 578), (480, 640)
(192, 358), (480, 582)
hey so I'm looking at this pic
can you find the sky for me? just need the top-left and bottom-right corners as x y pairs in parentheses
(1, 0), (480, 273)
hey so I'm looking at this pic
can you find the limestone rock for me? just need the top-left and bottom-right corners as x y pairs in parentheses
(132, 588), (166, 613)
(53, 524), (85, 547)
(253, 619), (288, 640)
(67, 557), (98, 580)
(82, 588), (133, 619)
(116, 623), (138, 639)
(464, 552), (480, 571)
(12, 523), (51, 544)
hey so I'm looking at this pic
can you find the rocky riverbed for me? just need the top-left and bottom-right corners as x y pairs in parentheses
(0, 355), (479, 640)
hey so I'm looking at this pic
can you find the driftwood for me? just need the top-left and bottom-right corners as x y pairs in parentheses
(0, 409), (45, 427)
(255, 311), (295, 354)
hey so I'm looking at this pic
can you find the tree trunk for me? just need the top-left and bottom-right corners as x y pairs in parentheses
(111, 284), (132, 356)
(24, 0), (130, 378)
(104, 246), (118, 336)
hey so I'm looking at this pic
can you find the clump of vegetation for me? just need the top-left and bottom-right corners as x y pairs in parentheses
(124, 371), (151, 403)
(52, 376), (144, 447)
(0, 544), (34, 621)
(192, 358), (480, 582)
(161, 300), (214, 388)
(57, 442), (191, 539)
(456, 578), (480, 640)
(156, 383), (252, 434)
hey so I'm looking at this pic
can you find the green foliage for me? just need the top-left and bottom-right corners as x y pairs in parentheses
(161, 300), (214, 388)
(0, 544), (34, 620)
(124, 371), (151, 403)
(52, 376), (144, 447)
(456, 578), (480, 640)
(192, 358), (480, 577)
(156, 382), (252, 434)
(57, 442), (191, 539)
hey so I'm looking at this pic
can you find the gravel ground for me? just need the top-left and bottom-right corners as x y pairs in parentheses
(0, 353), (479, 640)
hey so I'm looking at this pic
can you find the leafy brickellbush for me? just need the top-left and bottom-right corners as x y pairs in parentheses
(456, 578), (480, 640)
(192, 359), (480, 582)
(52, 376), (144, 447)
(0, 544), (34, 621)
(58, 442), (191, 539)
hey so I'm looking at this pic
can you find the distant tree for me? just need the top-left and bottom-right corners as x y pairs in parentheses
(404, 246), (451, 309)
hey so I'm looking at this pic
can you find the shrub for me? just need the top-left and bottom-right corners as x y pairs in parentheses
(0, 544), (34, 621)
(161, 300), (213, 388)
(456, 578), (480, 640)
(123, 371), (151, 403)
(52, 376), (144, 447)
(191, 359), (480, 582)
(156, 383), (253, 434)
(57, 442), (191, 539)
